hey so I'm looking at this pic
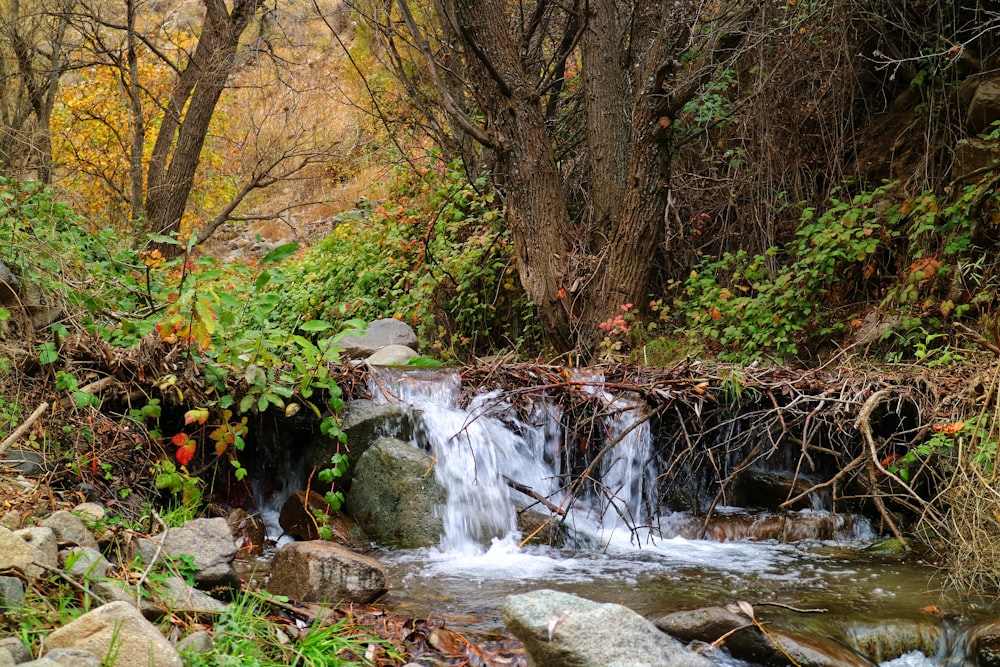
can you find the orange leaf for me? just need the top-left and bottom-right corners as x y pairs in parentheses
(922, 605), (947, 616)
(176, 440), (197, 466)
(171, 432), (190, 447)
(185, 408), (210, 425)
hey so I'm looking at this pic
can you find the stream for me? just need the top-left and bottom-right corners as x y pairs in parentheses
(261, 367), (1000, 666)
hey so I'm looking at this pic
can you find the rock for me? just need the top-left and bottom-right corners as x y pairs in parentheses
(278, 491), (360, 546)
(62, 547), (113, 579)
(304, 399), (413, 488)
(41, 510), (97, 548)
(43, 601), (182, 667)
(966, 78), (1000, 133)
(365, 344), (418, 366)
(0, 525), (46, 578)
(1, 446), (45, 475)
(227, 508), (266, 556)
(653, 605), (875, 667)
(336, 318), (418, 358)
(136, 517), (238, 587)
(0, 510), (23, 529)
(516, 508), (578, 548)
(972, 619), (1000, 667)
(730, 468), (818, 511)
(0, 576), (25, 610)
(0, 648), (12, 667)
(266, 540), (388, 604)
(176, 630), (214, 655)
(37, 648), (101, 667)
(846, 621), (940, 663)
(502, 589), (712, 667)
(954, 138), (1000, 180)
(72, 503), (106, 522)
(0, 636), (30, 664)
(345, 437), (446, 548)
(15, 527), (59, 569)
(150, 576), (227, 615)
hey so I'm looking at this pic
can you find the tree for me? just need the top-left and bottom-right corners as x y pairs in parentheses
(353, 0), (751, 358)
(0, 0), (72, 183)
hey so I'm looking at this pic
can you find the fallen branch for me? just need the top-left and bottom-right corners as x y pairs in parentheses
(0, 401), (49, 458)
(505, 476), (566, 516)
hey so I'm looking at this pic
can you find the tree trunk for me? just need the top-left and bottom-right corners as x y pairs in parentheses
(145, 0), (261, 254)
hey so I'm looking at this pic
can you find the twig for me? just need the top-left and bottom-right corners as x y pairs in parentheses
(0, 401), (49, 458)
(506, 476), (566, 516)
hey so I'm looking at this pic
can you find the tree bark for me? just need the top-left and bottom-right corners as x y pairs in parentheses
(145, 0), (261, 253)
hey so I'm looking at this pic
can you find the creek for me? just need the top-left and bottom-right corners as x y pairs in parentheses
(261, 367), (1000, 666)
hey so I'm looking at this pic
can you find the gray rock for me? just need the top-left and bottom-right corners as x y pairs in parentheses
(345, 437), (446, 548)
(40, 511), (97, 549)
(151, 576), (227, 615)
(43, 601), (182, 667)
(966, 78), (1000, 133)
(266, 540), (388, 604)
(39, 648), (101, 667)
(304, 399), (414, 487)
(176, 630), (214, 655)
(0, 575), (25, 610)
(0, 525), (45, 578)
(15, 527), (59, 569)
(136, 517), (238, 587)
(62, 547), (112, 580)
(0, 649), (12, 667)
(503, 589), (712, 667)
(0, 636), (30, 663)
(337, 318), (418, 358)
(72, 504), (106, 522)
(366, 344), (418, 366)
(653, 605), (875, 667)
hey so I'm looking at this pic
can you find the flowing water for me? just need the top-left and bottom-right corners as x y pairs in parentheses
(275, 368), (1000, 665)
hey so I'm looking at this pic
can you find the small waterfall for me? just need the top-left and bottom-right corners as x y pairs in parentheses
(370, 368), (559, 553)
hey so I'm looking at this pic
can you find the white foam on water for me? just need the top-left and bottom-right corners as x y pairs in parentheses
(879, 652), (940, 667)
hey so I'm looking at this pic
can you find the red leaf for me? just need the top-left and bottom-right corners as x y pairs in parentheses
(176, 440), (197, 466)
(171, 432), (190, 447)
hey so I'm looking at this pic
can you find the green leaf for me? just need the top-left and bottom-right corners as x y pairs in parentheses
(147, 233), (183, 246)
(239, 394), (255, 414)
(260, 243), (299, 265)
(300, 319), (333, 332)
(406, 356), (444, 367)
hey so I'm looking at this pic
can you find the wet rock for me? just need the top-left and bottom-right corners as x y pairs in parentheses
(15, 527), (59, 569)
(730, 469), (818, 511)
(846, 621), (940, 663)
(366, 344), (418, 366)
(136, 517), (238, 587)
(279, 491), (360, 546)
(227, 508), (266, 556)
(503, 589), (712, 667)
(653, 605), (876, 667)
(266, 540), (388, 604)
(337, 318), (418, 358)
(966, 77), (1000, 133)
(0, 525), (46, 578)
(516, 508), (579, 548)
(972, 619), (1000, 667)
(304, 399), (413, 487)
(44, 601), (182, 667)
(345, 437), (446, 548)
(41, 510), (98, 548)
(664, 510), (853, 542)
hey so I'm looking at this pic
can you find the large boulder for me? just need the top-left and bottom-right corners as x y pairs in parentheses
(502, 589), (712, 667)
(43, 601), (182, 667)
(266, 540), (388, 604)
(653, 605), (876, 667)
(345, 437), (446, 548)
(304, 399), (413, 488)
(337, 318), (418, 358)
(135, 518), (238, 587)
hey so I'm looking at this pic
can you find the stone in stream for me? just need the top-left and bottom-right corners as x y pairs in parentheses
(503, 589), (713, 667)
(345, 437), (446, 548)
(652, 605), (877, 667)
(43, 601), (182, 667)
(266, 540), (388, 604)
(972, 619), (1000, 667)
(278, 490), (362, 546)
